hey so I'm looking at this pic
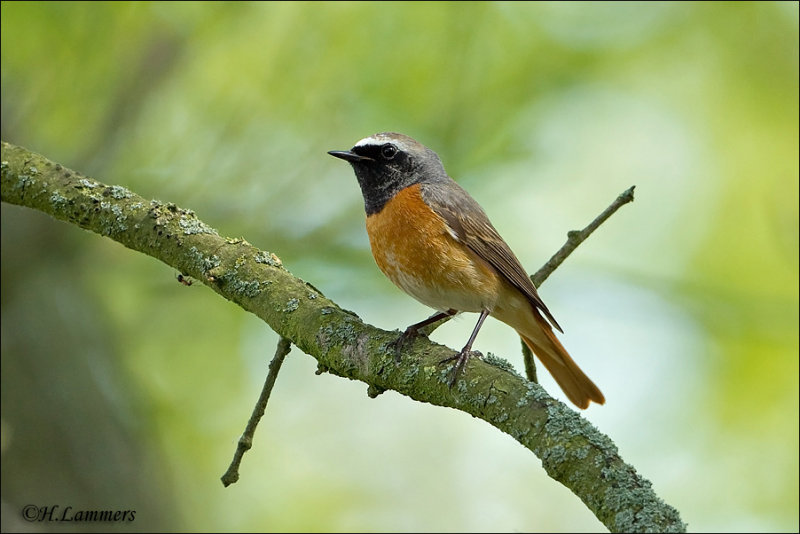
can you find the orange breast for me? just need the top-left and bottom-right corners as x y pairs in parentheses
(365, 184), (501, 312)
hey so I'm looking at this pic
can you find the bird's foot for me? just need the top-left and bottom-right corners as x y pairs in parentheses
(440, 348), (473, 388)
(389, 310), (457, 362)
(388, 325), (424, 362)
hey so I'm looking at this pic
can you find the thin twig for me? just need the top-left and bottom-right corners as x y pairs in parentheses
(221, 336), (292, 487)
(531, 185), (636, 287)
(521, 341), (538, 383)
(522, 185), (636, 380)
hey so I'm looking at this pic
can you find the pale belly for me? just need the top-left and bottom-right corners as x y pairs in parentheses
(374, 244), (492, 312)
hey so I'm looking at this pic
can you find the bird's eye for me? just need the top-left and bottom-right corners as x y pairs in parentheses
(381, 144), (398, 160)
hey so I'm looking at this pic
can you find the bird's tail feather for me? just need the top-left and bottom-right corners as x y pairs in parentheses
(518, 313), (604, 409)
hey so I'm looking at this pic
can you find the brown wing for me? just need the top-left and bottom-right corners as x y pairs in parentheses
(420, 181), (563, 332)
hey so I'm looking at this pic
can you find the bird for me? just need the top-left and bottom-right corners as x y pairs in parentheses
(328, 132), (604, 409)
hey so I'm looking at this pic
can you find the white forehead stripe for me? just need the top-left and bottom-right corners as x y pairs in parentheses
(354, 136), (379, 147)
(354, 134), (411, 151)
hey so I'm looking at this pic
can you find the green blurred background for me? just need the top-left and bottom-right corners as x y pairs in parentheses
(1, 1), (797, 532)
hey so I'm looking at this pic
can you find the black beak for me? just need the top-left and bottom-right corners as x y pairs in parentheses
(327, 150), (373, 163)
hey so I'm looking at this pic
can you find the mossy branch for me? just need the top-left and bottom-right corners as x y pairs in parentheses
(0, 141), (685, 533)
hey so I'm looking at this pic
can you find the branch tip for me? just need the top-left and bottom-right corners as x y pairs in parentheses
(221, 336), (291, 486)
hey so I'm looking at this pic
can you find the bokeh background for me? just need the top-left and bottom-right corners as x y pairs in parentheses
(1, 2), (797, 532)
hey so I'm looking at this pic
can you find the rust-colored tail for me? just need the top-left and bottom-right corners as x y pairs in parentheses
(518, 314), (604, 409)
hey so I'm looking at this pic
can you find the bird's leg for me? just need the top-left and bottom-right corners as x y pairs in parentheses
(404, 309), (457, 336)
(390, 309), (457, 362)
(440, 309), (490, 387)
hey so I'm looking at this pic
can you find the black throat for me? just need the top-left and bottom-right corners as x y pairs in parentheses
(354, 166), (415, 215)
(342, 139), (448, 216)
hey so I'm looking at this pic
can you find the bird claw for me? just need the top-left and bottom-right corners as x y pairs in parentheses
(440, 349), (472, 387)
(388, 327), (423, 362)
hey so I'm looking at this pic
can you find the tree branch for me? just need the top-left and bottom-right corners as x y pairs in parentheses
(522, 184), (637, 382)
(221, 336), (292, 487)
(0, 141), (685, 533)
(532, 185), (636, 286)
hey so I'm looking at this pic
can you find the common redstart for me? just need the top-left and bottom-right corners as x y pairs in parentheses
(329, 132), (604, 409)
